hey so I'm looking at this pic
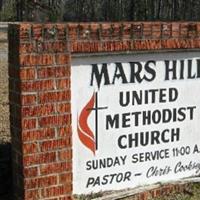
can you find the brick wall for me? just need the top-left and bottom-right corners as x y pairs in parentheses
(8, 22), (200, 200)
(8, 24), (72, 200)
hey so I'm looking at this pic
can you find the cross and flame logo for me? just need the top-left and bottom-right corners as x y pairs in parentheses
(77, 92), (108, 155)
(77, 93), (96, 155)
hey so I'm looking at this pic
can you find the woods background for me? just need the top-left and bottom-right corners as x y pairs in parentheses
(0, 0), (200, 22)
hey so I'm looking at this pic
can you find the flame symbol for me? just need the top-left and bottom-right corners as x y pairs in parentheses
(77, 93), (96, 155)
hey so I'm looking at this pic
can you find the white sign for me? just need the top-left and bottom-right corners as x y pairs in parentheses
(71, 52), (200, 195)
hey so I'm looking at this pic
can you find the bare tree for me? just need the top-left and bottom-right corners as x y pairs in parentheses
(2, 0), (200, 22)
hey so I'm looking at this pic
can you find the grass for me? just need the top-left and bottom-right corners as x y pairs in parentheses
(74, 183), (200, 200)
(150, 183), (200, 200)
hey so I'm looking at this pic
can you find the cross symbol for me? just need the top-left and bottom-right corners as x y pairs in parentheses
(88, 92), (108, 150)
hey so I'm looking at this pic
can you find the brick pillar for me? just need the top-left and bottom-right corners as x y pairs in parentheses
(8, 24), (72, 200)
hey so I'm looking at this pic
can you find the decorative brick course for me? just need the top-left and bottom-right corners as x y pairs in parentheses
(8, 22), (200, 200)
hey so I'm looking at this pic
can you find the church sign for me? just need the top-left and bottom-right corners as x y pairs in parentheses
(71, 52), (200, 194)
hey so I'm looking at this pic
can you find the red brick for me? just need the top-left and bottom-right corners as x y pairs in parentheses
(100, 41), (122, 52)
(56, 24), (67, 40)
(40, 139), (69, 152)
(59, 173), (72, 184)
(21, 80), (55, 92)
(58, 126), (72, 137)
(139, 192), (148, 200)
(24, 175), (57, 189)
(19, 43), (34, 54)
(32, 24), (43, 39)
(77, 24), (92, 40)
(56, 103), (71, 113)
(37, 66), (70, 79)
(23, 142), (38, 154)
(56, 79), (70, 89)
(43, 41), (68, 52)
(22, 104), (55, 117)
(24, 167), (38, 178)
(41, 184), (72, 198)
(58, 150), (72, 161)
(38, 114), (71, 127)
(39, 91), (70, 103)
(21, 94), (37, 105)
(22, 128), (55, 142)
(21, 41), (68, 54)
(19, 24), (31, 40)
(24, 189), (40, 199)
(101, 23), (112, 40)
(22, 118), (37, 129)
(20, 54), (54, 66)
(68, 24), (78, 40)
(55, 54), (70, 65)
(40, 162), (72, 175)
(20, 68), (36, 80)
(23, 152), (56, 166)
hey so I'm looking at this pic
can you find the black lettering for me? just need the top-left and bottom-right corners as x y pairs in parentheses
(163, 109), (172, 123)
(130, 62), (143, 83)
(161, 129), (170, 143)
(148, 89), (158, 103)
(151, 131), (160, 145)
(131, 112), (141, 126)
(86, 161), (92, 170)
(109, 174), (117, 183)
(144, 60), (156, 81)
(152, 110), (161, 124)
(112, 63), (128, 84)
(197, 59), (200, 78)
(106, 114), (119, 130)
(140, 132), (149, 146)
(132, 90), (142, 105)
(180, 60), (184, 79)
(129, 133), (139, 147)
(116, 173), (123, 183)
(188, 60), (196, 79)
(159, 88), (166, 103)
(86, 177), (94, 188)
(169, 88), (178, 102)
(123, 171), (131, 181)
(132, 154), (138, 163)
(187, 106), (196, 120)
(118, 135), (127, 149)
(171, 128), (180, 142)
(142, 110), (151, 125)
(122, 113), (131, 128)
(102, 175), (109, 185)
(119, 91), (130, 107)
(177, 108), (186, 121)
(90, 63), (110, 88)
(165, 60), (177, 80)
